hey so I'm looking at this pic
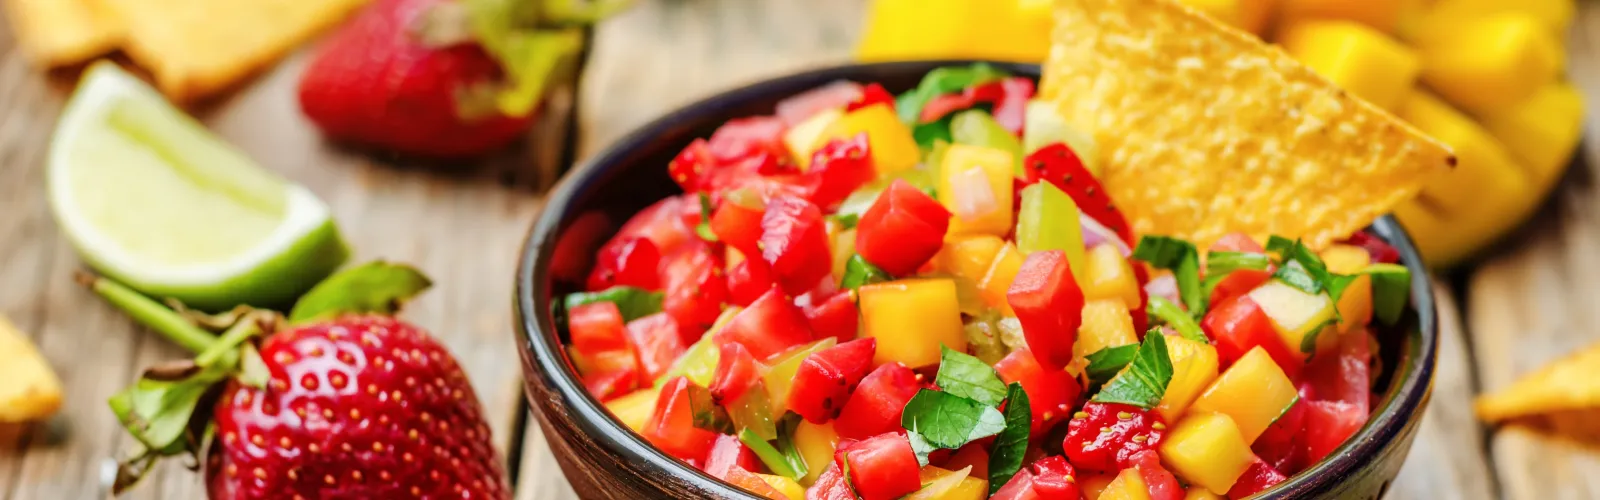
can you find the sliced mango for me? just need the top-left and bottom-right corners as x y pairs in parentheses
(934, 235), (1007, 282)
(1075, 299), (1140, 360)
(605, 388), (662, 432)
(1175, 0), (1277, 35)
(787, 108), (845, 170)
(1159, 412), (1256, 495)
(815, 103), (922, 175)
(832, 227), (858, 283)
(1279, 21), (1419, 111)
(1190, 347), (1300, 443)
(1157, 336), (1221, 423)
(978, 242), (1027, 316)
(939, 144), (1017, 237)
(911, 466), (986, 500)
(757, 473), (806, 500)
(0, 314), (63, 423)
(1081, 243), (1141, 309)
(1279, 0), (1424, 34)
(1081, 471), (1119, 500)
(1480, 82), (1585, 188)
(1416, 13), (1565, 115)
(860, 279), (968, 367)
(1418, 0), (1576, 35)
(794, 420), (841, 484)
(1321, 244), (1373, 332)
(1097, 468), (1154, 500)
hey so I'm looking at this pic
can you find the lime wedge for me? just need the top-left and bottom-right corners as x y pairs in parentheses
(48, 63), (349, 311)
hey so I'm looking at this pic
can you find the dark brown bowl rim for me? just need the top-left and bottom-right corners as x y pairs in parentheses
(515, 60), (1439, 499)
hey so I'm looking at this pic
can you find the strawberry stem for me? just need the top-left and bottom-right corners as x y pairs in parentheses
(81, 273), (217, 354)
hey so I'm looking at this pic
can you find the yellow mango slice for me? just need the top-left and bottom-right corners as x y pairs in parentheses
(1160, 412), (1256, 495)
(1157, 336), (1221, 423)
(1097, 468), (1153, 500)
(1279, 21), (1419, 111)
(934, 235), (1007, 283)
(940, 144), (1017, 237)
(757, 473), (806, 500)
(787, 108), (845, 170)
(0, 315), (61, 422)
(1279, 0), (1424, 33)
(978, 242), (1027, 316)
(860, 279), (968, 367)
(604, 388), (662, 433)
(1480, 82), (1585, 188)
(1190, 347), (1300, 442)
(1416, 13), (1565, 115)
(1075, 299), (1140, 360)
(815, 103), (922, 175)
(1175, 0), (1276, 35)
(1321, 244), (1373, 332)
(795, 420), (840, 484)
(1081, 471), (1119, 500)
(857, 0), (1050, 63)
(832, 227), (858, 284)
(1418, 0), (1575, 35)
(1081, 243), (1141, 309)
(910, 466), (986, 500)
(1248, 279), (1337, 357)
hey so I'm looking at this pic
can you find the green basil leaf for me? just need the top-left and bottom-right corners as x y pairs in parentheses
(1133, 236), (1205, 315)
(840, 254), (892, 290)
(895, 63), (1011, 125)
(1147, 296), (1208, 345)
(563, 286), (664, 322)
(1084, 344), (1140, 389)
(740, 428), (800, 480)
(1202, 251), (1273, 298)
(906, 430), (938, 467)
(1091, 331), (1174, 409)
(987, 383), (1031, 495)
(1362, 263), (1412, 325)
(935, 345), (1008, 407)
(901, 390), (1007, 449)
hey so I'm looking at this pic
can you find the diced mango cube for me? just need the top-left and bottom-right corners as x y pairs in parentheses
(1159, 412), (1256, 495)
(1081, 243), (1141, 309)
(1279, 0), (1424, 33)
(910, 466), (986, 500)
(1480, 82), (1585, 188)
(605, 388), (662, 432)
(978, 242), (1027, 316)
(794, 420), (840, 484)
(1081, 471), (1118, 500)
(1185, 488), (1226, 500)
(860, 279), (968, 367)
(1248, 279), (1337, 358)
(832, 227), (858, 284)
(940, 144), (1017, 237)
(1418, 0), (1575, 35)
(934, 235), (1006, 280)
(787, 108), (845, 170)
(1097, 468), (1153, 500)
(1075, 299), (1140, 359)
(1176, 0), (1276, 35)
(1416, 13), (1565, 115)
(1190, 347), (1301, 443)
(757, 473), (806, 500)
(815, 103), (922, 174)
(1279, 21), (1420, 111)
(1157, 336), (1221, 423)
(1321, 244), (1373, 332)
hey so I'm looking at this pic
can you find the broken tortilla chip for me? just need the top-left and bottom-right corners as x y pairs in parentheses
(1041, 0), (1454, 249)
(101, 0), (369, 101)
(3, 0), (123, 66)
(1477, 342), (1600, 445)
(0, 314), (62, 423)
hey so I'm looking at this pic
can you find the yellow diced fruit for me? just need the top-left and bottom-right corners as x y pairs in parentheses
(794, 420), (841, 484)
(939, 144), (1016, 237)
(910, 466), (986, 500)
(860, 279), (968, 367)
(1417, 0), (1575, 35)
(1185, 488), (1226, 500)
(1081, 472), (1119, 500)
(1321, 244), (1373, 332)
(1248, 279), (1337, 359)
(1279, 0), (1424, 33)
(1159, 412), (1256, 495)
(1081, 243), (1141, 309)
(856, 0), (1050, 63)
(1157, 336), (1221, 423)
(934, 235), (1007, 282)
(815, 103), (922, 175)
(1416, 13), (1565, 115)
(1279, 21), (1419, 111)
(0, 315), (61, 422)
(1075, 299), (1140, 359)
(1097, 468), (1153, 500)
(757, 473), (806, 500)
(787, 108), (845, 170)
(831, 225), (857, 284)
(1176, 0), (1276, 35)
(1481, 82), (1586, 188)
(604, 388), (663, 433)
(1190, 347), (1301, 443)
(978, 242), (1027, 316)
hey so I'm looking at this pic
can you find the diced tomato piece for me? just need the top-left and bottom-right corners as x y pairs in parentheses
(1227, 457), (1289, 498)
(761, 195), (834, 295)
(1023, 144), (1134, 245)
(805, 133), (877, 211)
(668, 139), (716, 192)
(856, 180), (951, 276)
(1007, 250), (1086, 370)
(624, 312), (686, 380)
(551, 211), (611, 284)
(1028, 456), (1082, 500)
(834, 362), (921, 440)
(777, 81), (863, 126)
(1340, 231), (1401, 265)
(710, 341), (761, 403)
(614, 195), (697, 258)
(1202, 295), (1302, 377)
(804, 291), (860, 343)
(994, 348), (1083, 435)
(991, 469), (1041, 500)
(1302, 400), (1367, 463)
(1253, 397), (1307, 475)
(788, 338), (877, 423)
(1128, 450), (1183, 500)
(711, 199), (765, 258)
(701, 433), (761, 480)
(642, 377), (718, 460)
(847, 83), (895, 113)
(836, 433), (922, 500)
(1303, 328), (1374, 414)
(661, 243), (728, 332)
(716, 287), (814, 360)
(569, 302), (630, 355)
(726, 257), (775, 307)
(581, 364), (638, 402)
(709, 116), (790, 163)
(805, 462), (859, 500)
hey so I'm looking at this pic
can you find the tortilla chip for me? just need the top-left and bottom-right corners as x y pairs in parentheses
(2, 0), (123, 66)
(1041, 0), (1454, 249)
(102, 0), (369, 101)
(1477, 342), (1600, 444)
(0, 315), (62, 423)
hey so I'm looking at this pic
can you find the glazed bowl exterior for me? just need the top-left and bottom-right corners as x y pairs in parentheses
(515, 60), (1438, 500)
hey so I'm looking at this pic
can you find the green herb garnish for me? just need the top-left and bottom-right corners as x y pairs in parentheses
(934, 346), (1008, 407)
(774, 415), (809, 480)
(740, 428), (800, 480)
(1201, 251), (1273, 299)
(1091, 331), (1174, 409)
(895, 63), (1010, 125)
(1147, 296), (1208, 344)
(1133, 236), (1205, 315)
(1084, 344), (1139, 389)
(695, 192), (718, 242)
(563, 286), (664, 322)
(686, 384), (733, 434)
(840, 254), (892, 290)
(829, 213), (860, 230)
(900, 389), (1007, 450)
(987, 383), (1031, 494)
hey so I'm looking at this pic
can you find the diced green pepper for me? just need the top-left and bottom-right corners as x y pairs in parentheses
(1015, 182), (1087, 272)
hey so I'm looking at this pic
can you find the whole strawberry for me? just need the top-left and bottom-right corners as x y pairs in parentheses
(97, 262), (508, 499)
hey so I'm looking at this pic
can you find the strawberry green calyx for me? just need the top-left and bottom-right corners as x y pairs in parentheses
(456, 0), (630, 118)
(288, 261), (432, 323)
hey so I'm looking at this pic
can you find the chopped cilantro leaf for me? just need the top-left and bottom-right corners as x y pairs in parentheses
(695, 193), (717, 242)
(1133, 236), (1205, 315)
(1202, 251), (1273, 298)
(563, 286), (664, 322)
(901, 389), (1007, 450)
(987, 383), (1030, 494)
(1147, 296), (1209, 344)
(829, 213), (860, 230)
(1266, 236), (1356, 301)
(1091, 331), (1174, 409)
(1084, 344), (1139, 389)
(840, 255), (892, 290)
(935, 346), (1008, 407)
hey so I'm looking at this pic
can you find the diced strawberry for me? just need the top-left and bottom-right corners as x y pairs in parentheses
(1007, 250), (1086, 370)
(668, 139), (716, 192)
(761, 195), (834, 295)
(834, 362), (921, 440)
(805, 133), (877, 211)
(1063, 402), (1167, 473)
(788, 338), (877, 423)
(660, 242), (728, 332)
(726, 257), (775, 308)
(804, 291), (860, 343)
(586, 234), (662, 291)
(856, 180), (951, 276)
(991, 469), (1041, 500)
(806, 462), (859, 500)
(1128, 450), (1183, 500)
(701, 433), (761, 480)
(836, 433), (922, 500)
(708, 116), (790, 164)
(1029, 456), (1083, 500)
(624, 313), (685, 380)
(777, 81), (863, 126)
(1302, 400), (1367, 463)
(642, 377), (718, 460)
(569, 302), (630, 355)
(847, 83), (896, 113)
(715, 287), (814, 360)
(1340, 231), (1401, 265)
(711, 198), (765, 259)
(614, 195), (697, 258)
(1203, 295), (1302, 377)
(581, 364), (638, 402)
(994, 348), (1083, 435)
(1253, 397), (1308, 475)
(710, 341), (762, 403)
(1227, 457), (1289, 498)
(1023, 143), (1134, 246)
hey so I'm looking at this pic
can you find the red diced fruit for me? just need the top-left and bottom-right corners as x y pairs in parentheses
(615, 195), (696, 258)
(1023, 143), (1134, 245)
(725, 465), (790, 499)
(856, 179), (952, 276)
(587, 236), (662, 291)
(1210, 232), (1265, 253)
(1007, 250), (1086, 370)
(711, 199), (765, 258)
(708, 116), (789, 163)
(991, 469), (1041, 500)
(847, 83), (896, 112)
(1253, 397), (1307, 475)
(777, 81), (863, 126)
(1063, 402), (1167, 472)
(725, 257), (775, 307)
(660, 243), (728, 332)
(789, 338), (877, 423)
(551, 211), (611, 284)
(701, 433), (760, 480)
(1303, 400), (1367, 463)
(994, 348), (1083, 435)
(837, 433), (922, 500)
(805, 133), (877, 211)
(642, 377), (718, 460)
(1303, 328), (1374, 414)
(804, 291), (860, 342)
(761, 195), (834, 295)
(1029, 456), (1083, 500)
(1227, 457), (1289, 499)
(1203, 295), (1302, 377)
(1128, 450), (1183, 500)
(668, 139), (716, 191)
(1341, 231), (1401, 265)
(715, 288), (814, 360)
(834, 362), (921, 439)
(1207, 232), (1274, 306)
(569, 302), (629, 354)
(806, 462), (859, 500)
(581, 365), (637, 402)
(710, 341), (761, 403)
(624, 313), (685, 380)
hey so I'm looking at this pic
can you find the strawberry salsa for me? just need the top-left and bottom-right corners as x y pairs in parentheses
(555, 64), (1414, 500)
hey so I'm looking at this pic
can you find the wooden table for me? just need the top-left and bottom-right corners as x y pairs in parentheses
(0, 1), (1596, 499)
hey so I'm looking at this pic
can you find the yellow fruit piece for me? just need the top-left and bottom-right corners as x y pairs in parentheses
(757, 473), (806, 500)
(1185, 487), (1226, 500)
(1480, 82), (1585, 188)
(1075, 299), (1140, 359)
(1159, 412), (1256, 495)
(795, 420), (841, 484)
(815, 104), (922, 176)
(1081, 243), (1141, 309)
(1157, 336), (1221, 423)
(1321, 244), (1373, 332)
(940, 144), (1017, 237)
(1175, 0), (1277, 35)
(1097, 468), (1153, 500)
(1190, 347), (1300, 443)
(856, 0), (1051, 63)
(1248, 279), (1337, 359)
(0, 315), (62, 422)
(1081, 471), (1118, 499)
(860, 279), (968, 367)
(4, 0), (124, 66)
(978, 242), (1027, 317)
(787, 108), (845, 170)
(832, 227), (858, 284)
(910, 466), (985, 500)
(1279, 21), (1420, 111)
(1418, 0), (1575, 35)
(1416, 13), (1565, 115)
(604, 387), (662, 433)
(1279, 0), (1424, 33)
(934, 236), (1007, 283)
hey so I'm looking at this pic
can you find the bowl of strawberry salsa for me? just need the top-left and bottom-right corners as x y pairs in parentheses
(516, 61), (1437, 500)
